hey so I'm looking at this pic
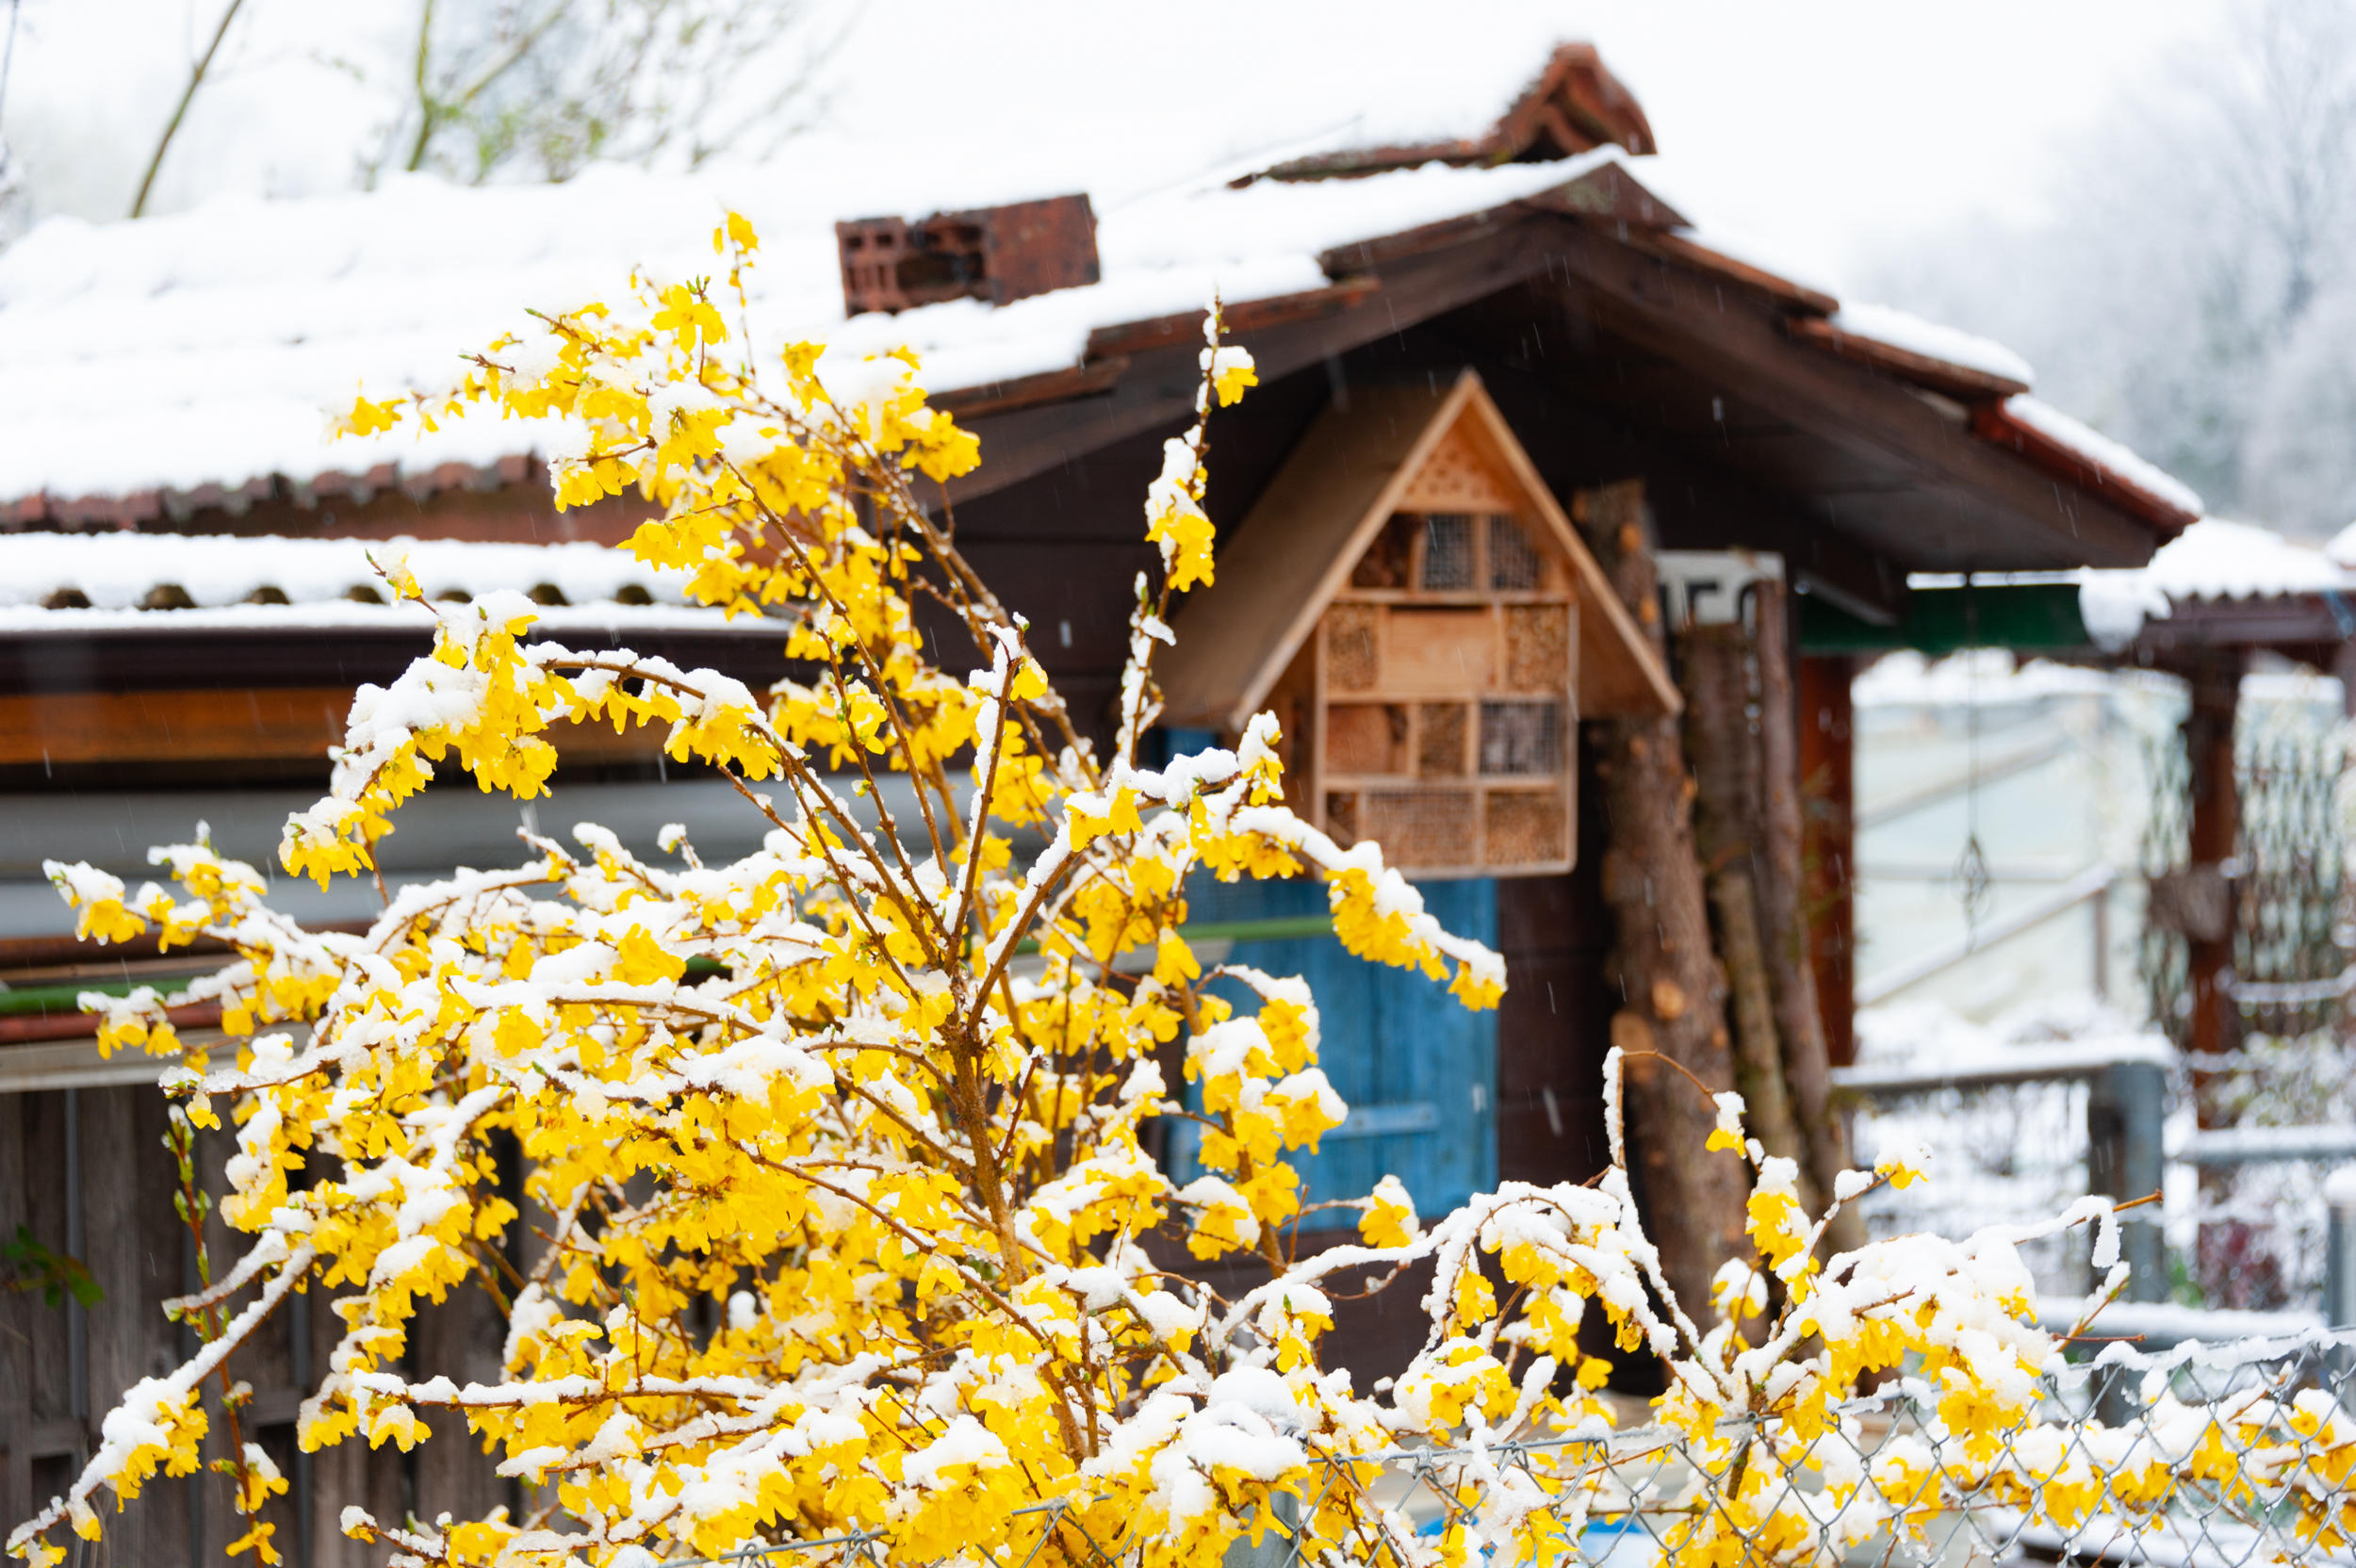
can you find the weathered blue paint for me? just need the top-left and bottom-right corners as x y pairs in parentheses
(1173, 871), (1499, 1222)
(1153, 728), (1497, 1219)
(1157, 728), (1221, 764)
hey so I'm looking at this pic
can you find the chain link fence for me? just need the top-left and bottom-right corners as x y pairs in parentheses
(1850, 1073), (2098, 1301)
(612, 1335), (2356, 1568)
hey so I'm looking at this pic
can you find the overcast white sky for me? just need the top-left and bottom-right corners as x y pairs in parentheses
(1578, 0), (2230, 285)
(1, 0), (2234, 287)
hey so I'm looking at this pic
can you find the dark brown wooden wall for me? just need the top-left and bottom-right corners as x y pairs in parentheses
(1493, 731), (1616, 1191)
(0, 1086), (514, 1568)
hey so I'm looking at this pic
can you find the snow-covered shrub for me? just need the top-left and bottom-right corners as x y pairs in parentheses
(14, 220), (2356, 1568)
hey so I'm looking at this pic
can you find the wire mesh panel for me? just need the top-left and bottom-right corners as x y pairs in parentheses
(1416, 514), (1476, 591)
(1415, 704), (1467, 778)
(1325, 606), (1383, 694)
(2142, 721), (2351, 1049)
(1488, 515), (1544, 591)
(2184, 1034), (2356, 1310)
(2142, 714), (2352, 1308)
(1478, 702), (1562, 776)
(2236, 727), (2349, 1041)
(2141, 723), (2194, 1047)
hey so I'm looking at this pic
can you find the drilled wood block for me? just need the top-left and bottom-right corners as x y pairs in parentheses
(1416, 703), (1468, 777)
(1325, 604), (1381, 692)
(1504, 603), (1572, 691)
(1365, 789), (1476, 868)
(1485, 788), (1568, 865)
(1327, 703), (1406, 776)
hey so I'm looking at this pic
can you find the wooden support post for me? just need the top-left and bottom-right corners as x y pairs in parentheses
(1753, 585), (1863, 1255)
(2180, 652), (2243, 1077)
(1797, 655), (1858, 1068)
(1679, 624), (1809, 1196)
(1575, 481), (1748, 1318)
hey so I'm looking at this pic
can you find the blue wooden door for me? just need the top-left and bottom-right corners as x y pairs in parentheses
(1173, 871), (1498, 1223)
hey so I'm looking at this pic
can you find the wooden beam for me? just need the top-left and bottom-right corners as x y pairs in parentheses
(0, 688), (350, 765)
(1538, 216), (2167, 567)
(0, 623), (793, 698)
(2134, 597), (2356, 647)
(1786, 314), (2031, 400)
(1082, 279), (1379, 361)
(0, 687), (677, 765)
(1622, 230), (1840, 316)
(937, 356), (1127, 419)
(0, 1037), (200, 1093)
(1797, 654), (1857, 1068)
(2175, 649), (2242, 1069)
(1972, 400), (2200, 532)
(1468, 348), (1914, 625)
(949, 220), (1572, 507)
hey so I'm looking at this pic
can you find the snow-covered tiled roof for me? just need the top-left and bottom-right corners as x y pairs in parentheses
(0, 531), (687, 611)
(2077, 517), (2356, 649)
(1819, 302), (2035, 390)
(0, 31), (2200, 546)
(1991, 396), (2203, 524)
(0, 151), (1639, 516)
(0, 530), (761, 638)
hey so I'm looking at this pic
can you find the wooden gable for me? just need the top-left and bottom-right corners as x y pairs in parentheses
(1163, 370), (1677, 878)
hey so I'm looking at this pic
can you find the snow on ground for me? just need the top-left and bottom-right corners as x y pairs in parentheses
(1853, 649), (2120, 708)
(1854, 993), (2157, 1074)
(1853, 647), (2346, 711)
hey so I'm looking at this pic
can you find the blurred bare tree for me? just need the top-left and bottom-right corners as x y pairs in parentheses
(1871, 0), (2356, 538)
(364, 0), (844, 185)
(0, 0), (23, 240)
(130, 0), (249, 216)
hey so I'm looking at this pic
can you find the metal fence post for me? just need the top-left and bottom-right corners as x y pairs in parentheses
(2087, 1059), (2167, 1303)
(1221, 1488), (1301, 1568)
(2325, 1168), (2356, 1328)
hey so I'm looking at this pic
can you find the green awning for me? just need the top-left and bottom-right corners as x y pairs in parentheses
(1799, 582), (2089, 655)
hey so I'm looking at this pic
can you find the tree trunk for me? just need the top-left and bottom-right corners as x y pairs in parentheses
(1575, 481), (1749, 1319)
(1750, 583), (1864, 1256)
(1679, 624), (1812, 1203)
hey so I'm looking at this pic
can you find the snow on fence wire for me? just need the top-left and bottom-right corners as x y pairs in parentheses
(1842, 1024), (2356, 1315)
(643, 1334), (2356, 1568)
(1837, 1039), (2169, 1302)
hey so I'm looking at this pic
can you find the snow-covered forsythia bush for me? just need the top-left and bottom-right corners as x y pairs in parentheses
(14, 220), (2356, 1568)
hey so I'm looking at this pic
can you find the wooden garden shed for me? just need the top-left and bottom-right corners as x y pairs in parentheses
(0, 34), (2207, 1560)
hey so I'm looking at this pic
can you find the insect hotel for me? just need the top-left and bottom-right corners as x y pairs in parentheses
(1161, 369), (1677, 874)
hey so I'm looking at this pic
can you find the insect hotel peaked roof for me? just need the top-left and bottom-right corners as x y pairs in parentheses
(1161, 368), (1677, 878)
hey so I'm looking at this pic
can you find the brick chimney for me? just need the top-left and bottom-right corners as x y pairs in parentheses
(837, 194), (1099, 316)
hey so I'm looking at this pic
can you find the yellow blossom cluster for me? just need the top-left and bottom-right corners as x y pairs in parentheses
(14, 217), (2351, 1568)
